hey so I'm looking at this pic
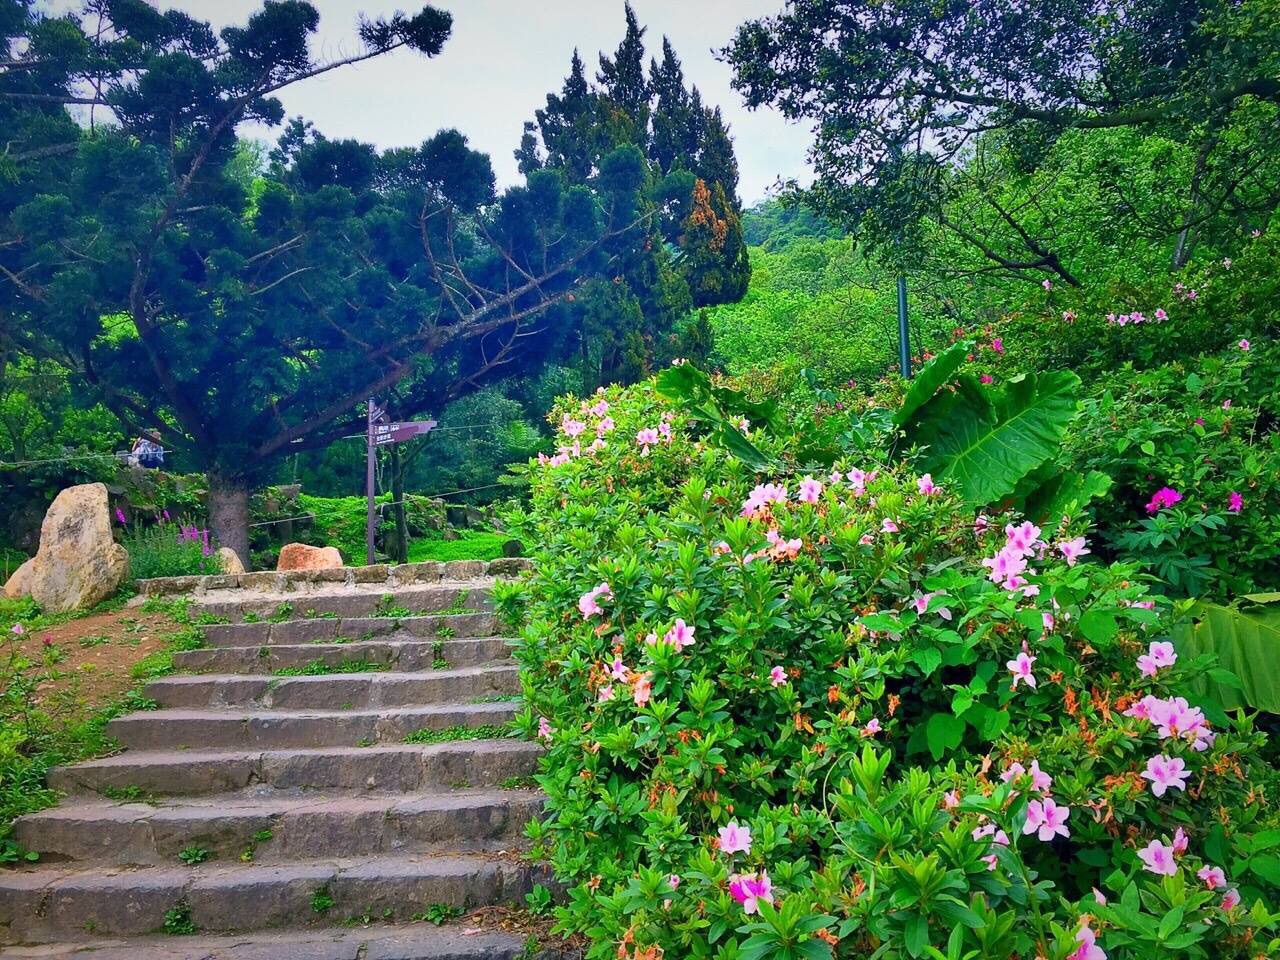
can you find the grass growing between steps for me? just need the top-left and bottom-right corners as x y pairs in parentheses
(0, 592), (205, 862)
(402, 723), (511, 744)
(271, 658), (388, 677)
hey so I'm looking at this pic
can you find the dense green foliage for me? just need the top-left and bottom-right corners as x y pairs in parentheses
(508, 377), (1279, 960)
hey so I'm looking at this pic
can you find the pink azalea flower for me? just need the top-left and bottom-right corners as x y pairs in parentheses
(578, 582), (612, 619)
(916, 473), (939, 496)
(1198, 865), (1227, 890)
(797, 477), (824, 504)
(727, 871), (773, 914)
(943, 790), (961, 810)
(718, 821), (752, 855)
(609, 657), (629, 682)
(597, 416), (615, 437)
(632, 671), (652, 707)
(11, 623), (24, 636)
(1004, 521), (1042, 554)
(861, 717), (881, 737)
(1145, 486), (1183, 514)
(590, 399), (609, 417)
(663, 618), (696, 651)
(1228, 491), (1243, 513)
(990, 338), (1004, 354)
(1221, 889), (1241, 910)
(561, 417), (585, 438)
(668, 874), (680, 889)
(881, 518), (899, 533)
(537, 716), (553, 742)
(769, 665), (788, 687)
(1238, 339), (1250, 351)
(1058, 536), (1090, 566)
(1154, 308), (1167, 322)
(1000, 762), (1025, 784)
(1149, 641), (1177, 668)
(1092, 887), (1108, 905)
(911, 591), (952, 620)
(1137, 840), (1178, 876)
(1022, 797), (1070, 841)
(741, 483), (788, 518)
(1069, 923), (1106, 960)
(1142, 755), (1190, 797)
(1042, 279), (1053, 291)
(1007, 651), (1037, 690)
(1222, 399), (1232, 409)
(597, 683), (615, 703)
(1173, 827), (1189, 855)
(1028, 760), (1053, 793)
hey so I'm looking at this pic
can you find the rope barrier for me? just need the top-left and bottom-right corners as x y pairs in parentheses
(248, 482), (510, 529)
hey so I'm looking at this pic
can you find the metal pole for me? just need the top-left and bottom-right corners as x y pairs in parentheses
(896, 274), (911, 379)
(365, 399), (376, 566)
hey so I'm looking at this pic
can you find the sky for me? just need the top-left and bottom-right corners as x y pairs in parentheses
(156, 0), (814, 204)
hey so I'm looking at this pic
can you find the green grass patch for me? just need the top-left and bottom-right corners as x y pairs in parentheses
(407, 532), (509, 563)
(271, 658), (387, 677)
(402, 723), (510, 745)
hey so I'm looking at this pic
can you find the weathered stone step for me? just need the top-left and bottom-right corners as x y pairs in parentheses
(193, 585), (494, 625)
(144, 665), (520, 710)
(14, 789), (543, 866)
(199, 612), (500, 647)
(48, 741), (541, 798)
(107, 702), (519, 751)
(175, 636), (512, 674)
(1, 923), (575, 959)
(0, 854), (540, 942)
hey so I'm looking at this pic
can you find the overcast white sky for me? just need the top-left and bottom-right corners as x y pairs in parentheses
(153, 1), (812, 204)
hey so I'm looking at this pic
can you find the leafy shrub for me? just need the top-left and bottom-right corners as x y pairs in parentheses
(122, 521), (223, 580)
(510, 375), (1280, 959)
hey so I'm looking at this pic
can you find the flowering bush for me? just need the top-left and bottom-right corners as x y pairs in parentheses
(121, 520), (223, 579)
(507, 374), (1280, 959)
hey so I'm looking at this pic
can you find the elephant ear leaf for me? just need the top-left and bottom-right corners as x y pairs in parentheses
(1171, 599), (1280, 714)
(1020, 468), (1112, 525)
(894, 340), (972, 427)
(913, 370), (1081, 506)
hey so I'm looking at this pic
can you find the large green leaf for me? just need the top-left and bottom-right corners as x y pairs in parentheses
(912, 370), (1081, 506)
(1171, 599), (1280, 713)
(1020, 468), (1113, 525)
(894, 340), (972, 427)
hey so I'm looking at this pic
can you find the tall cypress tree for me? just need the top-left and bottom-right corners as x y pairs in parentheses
(535, 49), (597, 183)
(648, 37), (694, 175)
(595, 2), (649, 149)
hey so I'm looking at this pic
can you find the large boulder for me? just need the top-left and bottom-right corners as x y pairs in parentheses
(276, 542), (343, 572)
(215, 547), (245, 575)
(28, 483), (130, 613)
(3, 557), (34, 599)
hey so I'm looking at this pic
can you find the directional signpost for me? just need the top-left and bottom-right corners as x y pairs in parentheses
(365, 400), (437, 564)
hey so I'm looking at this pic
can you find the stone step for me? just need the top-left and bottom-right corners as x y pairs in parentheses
(48, 740), (541, 798)
(107, 702), (519, 751)
(0, 855), (540, 942)
(13, 789), (544, 866)
(175, 637), (511, 674)
(143, 665), (521, 710)
(199, 612), (500, 648)
(193, 585), (494, 625)
(1, 924), (575, 959)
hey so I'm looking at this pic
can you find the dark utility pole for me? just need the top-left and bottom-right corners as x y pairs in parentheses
(365, 399), (377, 565)
(897, 274), (911, 379)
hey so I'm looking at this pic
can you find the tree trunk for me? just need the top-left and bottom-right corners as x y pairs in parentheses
(390, 445), (409, 564)
(208, 472), (251, 570)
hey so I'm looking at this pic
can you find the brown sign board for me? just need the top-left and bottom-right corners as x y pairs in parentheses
(371, 420), (437, 446)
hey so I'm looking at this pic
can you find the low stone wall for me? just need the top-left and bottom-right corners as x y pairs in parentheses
(136, 557), (532, 597)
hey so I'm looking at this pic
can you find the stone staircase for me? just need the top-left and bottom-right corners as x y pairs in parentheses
(0, 560), (564, 959)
